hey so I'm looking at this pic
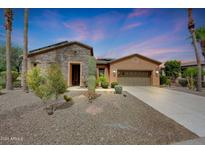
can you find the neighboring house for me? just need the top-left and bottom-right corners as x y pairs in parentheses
(181, 61), (205, 81)
(181, 61), (205, 71)
(28, 41), (161, 87)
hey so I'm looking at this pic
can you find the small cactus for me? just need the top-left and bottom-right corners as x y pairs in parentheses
(114, 85), (123, 94)
(64, 95), (72, 102)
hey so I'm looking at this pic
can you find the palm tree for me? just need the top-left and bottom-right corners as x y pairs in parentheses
(188, 8), (202, 91)
(4, 8), (13, 90)
(22, 8), (29, 92)
(195, 26), (205, 60)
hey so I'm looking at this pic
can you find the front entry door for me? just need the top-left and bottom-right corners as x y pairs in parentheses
(72, 64), (80, 86)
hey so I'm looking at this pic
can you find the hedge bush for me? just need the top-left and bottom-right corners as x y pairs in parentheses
(101, 81), (109, 89)
(111, 82), (118, 88)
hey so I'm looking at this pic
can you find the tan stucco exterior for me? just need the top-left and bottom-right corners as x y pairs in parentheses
(107, 54), (160, 86)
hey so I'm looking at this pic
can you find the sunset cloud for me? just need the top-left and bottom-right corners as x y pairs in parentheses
(122, 22), (142, 30)
(128, 9), (150, 18)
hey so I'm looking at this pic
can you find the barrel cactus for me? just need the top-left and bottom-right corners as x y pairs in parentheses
(114, 85), (123, 94)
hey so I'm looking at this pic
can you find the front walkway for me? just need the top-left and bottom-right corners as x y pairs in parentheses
(124, 86), (205, 137)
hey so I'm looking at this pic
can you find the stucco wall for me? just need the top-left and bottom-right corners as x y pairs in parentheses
(28, 44), (92, 87)
(96, 64), (110, 82)
(109, 55), (160, 86)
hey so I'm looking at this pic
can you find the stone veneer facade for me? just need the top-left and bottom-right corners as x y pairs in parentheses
(28, 44), (92, 87)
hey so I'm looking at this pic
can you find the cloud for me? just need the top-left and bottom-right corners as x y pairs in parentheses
(122, 22), (142, 30)
(62, 11), (124, 41)
(128, 9), (150, 18)
(102, 32), (185, 61)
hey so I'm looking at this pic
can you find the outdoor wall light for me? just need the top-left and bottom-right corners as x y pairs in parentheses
(155, 70), (159, 74)
(113, 70), (116, 77)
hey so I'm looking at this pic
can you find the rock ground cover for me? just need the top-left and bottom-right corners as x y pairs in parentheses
(0, 89), (198, 144)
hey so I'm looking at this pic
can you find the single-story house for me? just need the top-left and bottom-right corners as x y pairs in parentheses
(181, 61), (205, 71)
(28, 41), (161, 87)
(181, 60), (205, 81)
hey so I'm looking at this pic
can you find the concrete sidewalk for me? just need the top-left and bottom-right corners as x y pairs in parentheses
(124, 86), (205, 137)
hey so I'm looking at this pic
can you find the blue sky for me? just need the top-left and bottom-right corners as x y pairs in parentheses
(0, 8), (205, 62)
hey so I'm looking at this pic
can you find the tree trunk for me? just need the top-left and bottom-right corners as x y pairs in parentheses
(200, 40), (205, 60)
(22, 8), (29, 92)
(4, 9), (13, 90)
(188, 8), (202, 91)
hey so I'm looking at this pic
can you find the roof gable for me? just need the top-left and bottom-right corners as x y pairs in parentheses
(28, 41), (93, 57)
(110, 53), (161, 65)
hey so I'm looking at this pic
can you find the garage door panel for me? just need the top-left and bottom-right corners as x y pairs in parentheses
(118, 70), (151, 86)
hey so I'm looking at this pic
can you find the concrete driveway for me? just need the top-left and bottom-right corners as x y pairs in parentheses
(124, 86), (205, 137)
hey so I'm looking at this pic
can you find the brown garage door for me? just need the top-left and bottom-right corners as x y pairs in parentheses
(117, 70), (151, 86)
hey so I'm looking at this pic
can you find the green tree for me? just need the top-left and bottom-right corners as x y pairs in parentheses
(164, 60), (181, 80)
(0, 45), (23, 73)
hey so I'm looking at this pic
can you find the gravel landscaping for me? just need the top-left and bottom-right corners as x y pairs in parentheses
(0, 89), (198, 145)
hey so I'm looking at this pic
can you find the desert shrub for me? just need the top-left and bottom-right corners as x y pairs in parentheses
(47, 64), (67, 100)
(27, 67), (45, 92)
(115, 85), (123, 94)
(35, 84), (53, 103)
(101, 81), (109, 89)
(87, 75), (96, 93)
(111, 82), (118, 88)
(64, 95), (72, 102)
(88, 56), (96, 76)
(27, 67), (52, 103)
(0, 71), (19, 82)
(178, 78), (188, 87)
